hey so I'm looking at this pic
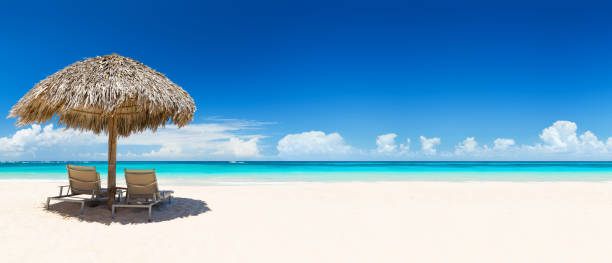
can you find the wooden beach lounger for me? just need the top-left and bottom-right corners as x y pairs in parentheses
(46, 164), (120, 214)
(112, 169), (174, 222)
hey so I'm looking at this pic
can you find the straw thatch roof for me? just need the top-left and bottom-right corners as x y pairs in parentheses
(8, 54), (196, 136)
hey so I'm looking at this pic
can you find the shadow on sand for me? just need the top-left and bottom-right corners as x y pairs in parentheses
(44, 197), (211, 225)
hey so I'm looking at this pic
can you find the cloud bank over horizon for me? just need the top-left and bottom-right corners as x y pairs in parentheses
(277, 120), (612, 160)
(0, 120), (267, 161)
(0, 120), (611, 161)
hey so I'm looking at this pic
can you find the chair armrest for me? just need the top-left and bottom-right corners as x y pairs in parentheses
(128, 181), (158, 188)
(69, 178), (101, 184)
(58, 185), (70, 196)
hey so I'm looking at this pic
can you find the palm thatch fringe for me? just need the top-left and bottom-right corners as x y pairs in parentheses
(8, 54), (196, 137)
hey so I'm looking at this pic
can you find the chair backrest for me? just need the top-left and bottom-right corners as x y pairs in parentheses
(66, 164), (101, 195)
(124, 169), (159, 200)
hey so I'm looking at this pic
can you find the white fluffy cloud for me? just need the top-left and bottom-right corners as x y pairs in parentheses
(376, 133), (397, 153)
(455, 137), (479, 154)
(123, 123), (264, 160)
(376, 133), (410, 154)
(0, 124), (104, 158)
(0, 121), (266, 160)
(527, 120), (609, 155)
(538, 121), (581, 152)
(420, 136), (441, 155)
(277, 131), (353, 159)
(493, 138), (515, 150)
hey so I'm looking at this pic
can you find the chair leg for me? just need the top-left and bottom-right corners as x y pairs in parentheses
(79, 202), (84, 215)
(46, 197), (51, 209)
(111, 206), (115, 219)
(148, 206), (152, 222)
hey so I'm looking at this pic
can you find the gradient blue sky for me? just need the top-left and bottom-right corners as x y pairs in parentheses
(1, 0), (611, 160)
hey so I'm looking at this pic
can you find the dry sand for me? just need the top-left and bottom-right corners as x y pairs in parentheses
(2, 181), (612, 262)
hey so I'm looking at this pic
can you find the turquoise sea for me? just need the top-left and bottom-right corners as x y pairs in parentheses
(1, 161), (612, 183)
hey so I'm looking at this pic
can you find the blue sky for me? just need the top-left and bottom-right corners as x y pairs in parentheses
(1, 0), (611, 160)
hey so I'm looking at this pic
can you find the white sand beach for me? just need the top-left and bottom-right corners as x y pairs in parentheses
(2, 181), (612, 262)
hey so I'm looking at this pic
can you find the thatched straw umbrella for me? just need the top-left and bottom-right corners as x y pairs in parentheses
(8, 54), (196, 207)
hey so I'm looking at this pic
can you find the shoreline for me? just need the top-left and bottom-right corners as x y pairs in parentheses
(2, 178), (612, 185)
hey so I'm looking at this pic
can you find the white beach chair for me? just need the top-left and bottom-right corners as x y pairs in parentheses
(111, 169), (174, 222)
(46, 164), (119, 214)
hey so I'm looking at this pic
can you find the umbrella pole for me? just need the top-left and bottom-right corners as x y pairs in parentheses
(107, 116), (117, 209)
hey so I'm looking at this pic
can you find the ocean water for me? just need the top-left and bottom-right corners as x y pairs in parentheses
(1, 161), (612, 183)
